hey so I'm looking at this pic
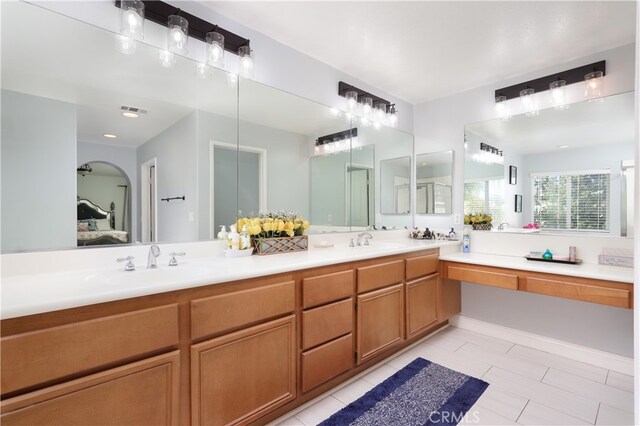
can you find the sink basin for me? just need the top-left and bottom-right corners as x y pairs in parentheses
(492, 228), (540, 234)
(87, 265), (214, 287)
(337, 242), (407, 250)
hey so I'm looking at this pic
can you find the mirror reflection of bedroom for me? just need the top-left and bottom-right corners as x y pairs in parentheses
(76, 162), (131, 246)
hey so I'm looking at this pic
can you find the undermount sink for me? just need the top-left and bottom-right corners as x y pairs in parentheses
(87, 264), (214, 287)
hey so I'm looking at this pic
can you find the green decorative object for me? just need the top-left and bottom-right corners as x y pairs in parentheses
(543, 249), (553, 260)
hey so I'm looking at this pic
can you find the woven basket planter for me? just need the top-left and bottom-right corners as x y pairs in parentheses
(252, 235), (308, 255)
(472, 223), (493, 231)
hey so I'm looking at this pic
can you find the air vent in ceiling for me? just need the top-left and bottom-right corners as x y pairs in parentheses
(120, 105), (148, 115)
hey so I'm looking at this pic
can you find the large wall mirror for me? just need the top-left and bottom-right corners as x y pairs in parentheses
(1, 1), (415, 253)
(1, 1), (238, 252)
(416, 150), (453, 214)
(463, 91), (635, 237)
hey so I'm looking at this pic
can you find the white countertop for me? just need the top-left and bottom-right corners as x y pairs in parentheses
(439, 252), (634, 284)
(1, 239), (458, 320)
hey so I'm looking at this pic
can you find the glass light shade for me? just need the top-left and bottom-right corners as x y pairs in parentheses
(374, 103), (387, 123)
(158, 50), (176, 68)
(345, 91), (358, 113)
(238, 46), (255, 78)
(585, 71), (603, 98)
(115, 35), (136, 55)
(167, 15), (188, 55)
(549, 80), (567, 109)
(361, 96), (373, 119)
(387, 105), (398, 128)
(519, 88), (538, 116)
(120, 0), (144, 40)
(494, 95), (510, 120)
(206, 32), (225, 68)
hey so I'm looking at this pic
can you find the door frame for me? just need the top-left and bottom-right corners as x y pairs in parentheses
(345, 163), (374, 228)
(140, 158), (157, 243)
(210, 141), (267, 238)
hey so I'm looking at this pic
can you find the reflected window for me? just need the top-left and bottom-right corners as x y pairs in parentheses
(532, 171), (610, 232)
(464, 178), (505, 224)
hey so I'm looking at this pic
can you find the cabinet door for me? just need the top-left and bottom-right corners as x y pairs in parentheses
(191, 315), (296, 426)
(0, 351), (179, 426)
(406, 274), (438, 338)
(356, 284), (404, 365)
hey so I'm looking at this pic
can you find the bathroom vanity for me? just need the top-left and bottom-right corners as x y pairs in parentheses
(0, 241), (462, 425)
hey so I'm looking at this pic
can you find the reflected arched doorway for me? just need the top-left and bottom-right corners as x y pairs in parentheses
(76, 161), (131, 246)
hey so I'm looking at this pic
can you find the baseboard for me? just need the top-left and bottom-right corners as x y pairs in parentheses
(449, 315), (634, 375)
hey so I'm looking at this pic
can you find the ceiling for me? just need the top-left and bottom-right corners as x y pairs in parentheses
(465, 90), (635, 155)
(203, 1), (637, 104)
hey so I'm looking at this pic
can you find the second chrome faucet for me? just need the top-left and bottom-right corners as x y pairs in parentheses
(147, 245), (161, 269)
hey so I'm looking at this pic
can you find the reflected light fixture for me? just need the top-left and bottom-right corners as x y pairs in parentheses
(519, 88), (538, 117)
(472, 142), (504, 164)
(115, 35), (137, 55)
(196, 62), (210, 79)
(549, 79), (567, 109)
(158, 50), (176, 68)
(168, 14), (189, 55)
(206, 30), (225, 68)
(314, 128), (357, 156)
(238, 45), (255, 78)
(585, 71), (604, 99)
(494, 95), (510, 120)
(338, 82), (397, 128)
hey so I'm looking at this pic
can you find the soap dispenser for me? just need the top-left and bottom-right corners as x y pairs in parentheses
(228, 225), (240, 251)
(217, 225), (228, 241)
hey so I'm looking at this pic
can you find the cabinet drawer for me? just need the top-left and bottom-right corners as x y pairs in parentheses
(1, 351), (179, 426)
(522, 277), (632, 308)
(301, 333), (353, 393)
(191, 280), (295, 340)
(302, 299), (353, 350)
(1, 304), (178, 395)
(357, 260), (404, 293)
(447, 265), (518, 290)
(405, 251), (439, 281)
(302, 270), (353, 309)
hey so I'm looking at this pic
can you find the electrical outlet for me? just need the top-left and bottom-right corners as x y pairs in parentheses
(454, 213), (461, 224)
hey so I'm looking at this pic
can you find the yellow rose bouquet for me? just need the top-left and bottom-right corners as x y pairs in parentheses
(235, 211), (310, 255)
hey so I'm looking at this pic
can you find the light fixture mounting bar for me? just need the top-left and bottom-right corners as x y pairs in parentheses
(338, 81), (392, 110)
(316, 128), (358, 145)
(495, 60), (605, 101)
(114, 0), (250, 54)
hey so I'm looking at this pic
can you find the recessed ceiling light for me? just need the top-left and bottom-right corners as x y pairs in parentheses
(122, 111), (139, 118)
(556, 144), (569, 149)
(103, 133), (117, 139)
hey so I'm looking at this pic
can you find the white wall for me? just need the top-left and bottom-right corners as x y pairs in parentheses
(1, 90), (77, 252)
(634, 6), (639, 422)
(414, 43), (636, 355)
(137, 111), (198, 243)
(33, 0), (413, 134)
(77, 141), (137, 237)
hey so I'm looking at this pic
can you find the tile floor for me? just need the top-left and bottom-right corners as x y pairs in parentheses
(272, 326), (635, 426)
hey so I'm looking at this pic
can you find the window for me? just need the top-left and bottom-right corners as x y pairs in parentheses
(464, 178), (504, 224)
(532, 170), (610, 232)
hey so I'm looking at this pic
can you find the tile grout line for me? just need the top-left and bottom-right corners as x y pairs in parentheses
(543, 366), (634, 396)
(515, 399), (530, 423)
(594, 402), (601, 425)
(540, 366), (551, 383)
(604, 368), (610, 386)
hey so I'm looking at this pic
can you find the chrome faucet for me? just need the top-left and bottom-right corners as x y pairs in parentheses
(497, 222), (509, 231)
(117, 256), (135, 272)
(147, 245), (161, 269)
(356, 232), (373, 246)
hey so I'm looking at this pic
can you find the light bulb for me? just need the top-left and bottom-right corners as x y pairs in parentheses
(361, 97), (373, 119)
(585, 71), (603, 99)
(519, 88), (538, 117)
(238, 46), (255, 78)
(494, 95), (510, 120)
(549, 80), (567, 109)
(345, 91), (358, 113)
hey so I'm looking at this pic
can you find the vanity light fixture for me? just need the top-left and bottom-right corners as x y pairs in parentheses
(77, 163), (93, 176)
(494, 61), (605, 110)
(338, 82), (397, 127)
(585, 71), (604, 99)
(114, 1), (252, 73)
(314, 128), (357, 156)
(472, 142), (504, 165)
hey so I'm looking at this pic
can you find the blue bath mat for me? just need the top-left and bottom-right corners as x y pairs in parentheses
(319, 358), (488, 426)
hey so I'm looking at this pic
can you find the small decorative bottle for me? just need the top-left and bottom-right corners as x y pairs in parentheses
(543, 249), (553, 260)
